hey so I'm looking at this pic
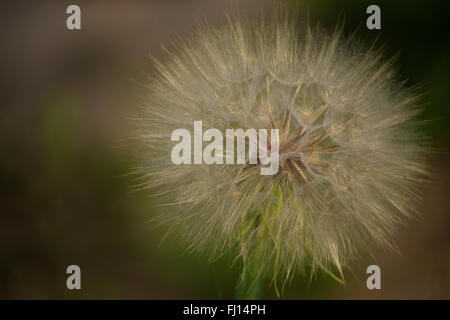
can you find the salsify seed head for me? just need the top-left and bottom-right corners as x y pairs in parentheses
(132, 12), (428, 289)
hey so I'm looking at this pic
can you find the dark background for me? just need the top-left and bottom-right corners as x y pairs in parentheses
(0, 0), (449, 299)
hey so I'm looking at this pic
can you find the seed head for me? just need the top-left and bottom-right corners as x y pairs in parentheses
(132, 13), (428, 290)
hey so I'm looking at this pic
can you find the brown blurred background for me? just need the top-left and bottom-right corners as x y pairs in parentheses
(0, 0), (449, 299)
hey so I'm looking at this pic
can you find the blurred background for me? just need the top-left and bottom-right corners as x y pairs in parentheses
(0, 0), (449, 299)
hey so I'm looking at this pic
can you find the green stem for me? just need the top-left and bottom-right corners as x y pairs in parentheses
(236, 259), (263, 299)
(235, 182), (284, 299)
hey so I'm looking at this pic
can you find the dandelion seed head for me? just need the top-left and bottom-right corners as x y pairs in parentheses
(133, 13), (428, 287)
